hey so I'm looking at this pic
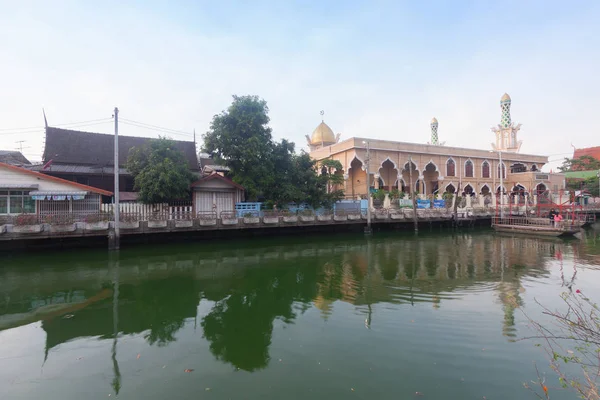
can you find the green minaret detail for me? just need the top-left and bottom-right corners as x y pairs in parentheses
(500, 93), (511, 128)
(430, 118), (439, 145)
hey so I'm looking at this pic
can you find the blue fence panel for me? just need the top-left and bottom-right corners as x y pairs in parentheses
(433, 199), (446, 208)
(416, 199), (431, 209)
(235, 202), (263, 217)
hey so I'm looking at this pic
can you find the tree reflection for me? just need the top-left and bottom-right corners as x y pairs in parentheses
(201, 265), (317, 371)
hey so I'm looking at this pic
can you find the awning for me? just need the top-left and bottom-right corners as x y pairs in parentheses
(29, 190), (88, 201)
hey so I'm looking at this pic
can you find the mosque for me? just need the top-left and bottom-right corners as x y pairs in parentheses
(307, 93), (565, 202)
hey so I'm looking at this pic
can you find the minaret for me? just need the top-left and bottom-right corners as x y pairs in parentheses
(430, 118), (439, 145)
(491, 93), (522, 153)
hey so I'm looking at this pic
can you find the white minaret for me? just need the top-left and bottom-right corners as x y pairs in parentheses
(491, 93), (522, 153)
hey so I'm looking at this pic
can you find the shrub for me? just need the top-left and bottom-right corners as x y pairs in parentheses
(299, 209), (314, 217)
(14, 214), (38, 226)
(85, 213), (111, 223)
(389, 189), (401, 200)
(44, 214), (74, 225)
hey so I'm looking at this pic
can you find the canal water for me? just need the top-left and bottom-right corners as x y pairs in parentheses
(1, 229), (599, 400)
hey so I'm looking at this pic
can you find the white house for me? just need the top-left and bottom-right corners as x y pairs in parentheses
(191, 173), (244, 217)
(0, 162), (112, 216)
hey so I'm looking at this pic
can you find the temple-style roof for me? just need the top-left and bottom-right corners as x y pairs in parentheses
(43, 127), (199, 171)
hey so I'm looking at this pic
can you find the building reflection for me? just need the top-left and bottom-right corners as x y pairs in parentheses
(0, 230), (597, 377)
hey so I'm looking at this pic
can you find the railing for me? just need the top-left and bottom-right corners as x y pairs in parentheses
(492, 216), (579, 229)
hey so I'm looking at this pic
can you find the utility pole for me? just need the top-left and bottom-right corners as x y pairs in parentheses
(113, 107), (120, 250)
(499, 150), (504, 219)
(408, 156), (418, 232)
(363, 140), (372, 235)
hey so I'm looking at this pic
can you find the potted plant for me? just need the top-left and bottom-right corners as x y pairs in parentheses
(243, 212), (259, 225)
(263, 210), (280, 224)
(220, 211), (238, 225)
(173, 212), (194, 228)
(119, 213), (140, 229)
(46, 214), (76, 233)
(282, 210), (298, 223)
(370, 189), (386, 207)
(317, 209), (333, 222)
(389, 189), (401, 201)
(0, 216), (10, 234)
(84, 213), (111, 231)
(13, 214), (43, 233)
(197, 212), (217, 227)
(148, 212), (168, 228)
(375, 208), (389, 220)
(299, 209), (315, 223)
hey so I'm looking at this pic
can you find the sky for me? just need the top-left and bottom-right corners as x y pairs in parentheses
(1, 0), (599, 171)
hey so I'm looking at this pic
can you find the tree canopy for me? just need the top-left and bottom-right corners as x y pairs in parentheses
(202, 95), (343, 208)
(558, 155), (600, 172)
(127, 137), (195, 204)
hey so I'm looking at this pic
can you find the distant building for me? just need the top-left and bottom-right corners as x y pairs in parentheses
(31, 127), (199, 196)
(571, 146), (600, 171)
(308, 93), (564, 201)
(0, 150), (31, 166)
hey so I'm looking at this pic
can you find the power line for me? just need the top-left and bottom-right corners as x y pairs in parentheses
(0, 120), (113, 136)
(119, 118), (193, 136)
(119, 119), (193, 138)
(0, 117), (112, 132)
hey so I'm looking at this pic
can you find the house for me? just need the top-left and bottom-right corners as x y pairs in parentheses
(0, 162), (112, 217)
(0, 151), (31, 166)
(191, 173), (244, 216)
(31, 127), (200, 196)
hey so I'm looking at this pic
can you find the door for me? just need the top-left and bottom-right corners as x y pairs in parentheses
(215, 192), (234, 216)
(195, 192), (213, 214)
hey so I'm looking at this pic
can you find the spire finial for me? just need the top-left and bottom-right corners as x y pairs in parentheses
(320, 110), (324, 122)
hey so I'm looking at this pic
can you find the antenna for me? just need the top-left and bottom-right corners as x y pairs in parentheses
(15, 140), (30, 153)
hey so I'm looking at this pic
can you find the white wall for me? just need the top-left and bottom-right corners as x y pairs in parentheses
(0, 165), (86, 191)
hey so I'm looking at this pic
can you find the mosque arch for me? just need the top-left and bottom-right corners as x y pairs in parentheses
(445, 183), (457, 194)
(480, 184), (491, 196)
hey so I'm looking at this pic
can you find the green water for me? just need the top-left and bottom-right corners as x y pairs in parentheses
(1, 229), (600, 399)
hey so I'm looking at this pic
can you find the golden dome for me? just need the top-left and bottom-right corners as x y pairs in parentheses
(310, 121), (336, 145)
(431, 117), (438, 124)
(501, 93), (511, 102)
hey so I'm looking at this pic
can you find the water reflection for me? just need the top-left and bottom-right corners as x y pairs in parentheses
(1, 230), (599, 380)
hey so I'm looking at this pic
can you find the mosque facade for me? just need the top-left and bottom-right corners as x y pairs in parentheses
(307, 94), (565, 202)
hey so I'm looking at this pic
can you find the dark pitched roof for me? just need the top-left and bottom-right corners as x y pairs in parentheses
(191, 173), (245, 191)
(43, 127), (199, 171)
(0, 150), (31, 166)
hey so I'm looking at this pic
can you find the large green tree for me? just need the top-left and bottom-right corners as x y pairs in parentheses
(202, 95), (343, 208)
(127, 137), (195, 204)
(558, 155), (600, 172)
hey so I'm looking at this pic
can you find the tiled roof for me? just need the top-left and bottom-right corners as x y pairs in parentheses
(43, 127), (199, 171)
(0, 150), (31, 166)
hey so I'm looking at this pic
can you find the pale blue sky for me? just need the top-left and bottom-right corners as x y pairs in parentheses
(1, 1), (598, 170)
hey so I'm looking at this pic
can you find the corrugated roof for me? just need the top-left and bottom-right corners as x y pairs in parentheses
(43, 127), (199, 171)
(28, 164), (129, 175)
(0, 150), (31, 166)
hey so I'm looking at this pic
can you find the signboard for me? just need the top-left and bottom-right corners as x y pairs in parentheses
(535, 174), (549, 181)
(399, 199), (413, 208)
(416, 199), (431, 209)
(433, 199), (446, 208)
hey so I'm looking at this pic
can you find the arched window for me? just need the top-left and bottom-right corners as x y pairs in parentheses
(497, 163), (506, 179)
(446, 158), (455, 177)
(464, 160), (474, 178)
(531, 164), (538, 172)
(482, 161), (490, 178)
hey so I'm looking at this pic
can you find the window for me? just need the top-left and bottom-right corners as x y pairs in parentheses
(482, 161), (490, 178)
(465, 160), (474, 178)
(497, 163), (506, 179)
(0, 190), (35, 214)
(446, 159), (455, 177)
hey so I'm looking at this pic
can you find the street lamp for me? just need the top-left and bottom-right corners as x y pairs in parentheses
(490, 150), (504, 219)
(362, 140), (372, 234)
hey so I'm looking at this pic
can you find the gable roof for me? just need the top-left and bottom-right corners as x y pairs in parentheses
(191, 173), (245, 191)
(0, 150), (31, 166)
(43, 127), (199, 171)
(574, 146), (600, 160)
(0, 162), (113, 196)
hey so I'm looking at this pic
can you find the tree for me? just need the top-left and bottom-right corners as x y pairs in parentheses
(203, 95), (344, 208)
(127, 137), (195, 204)
(558, 155), (600, 172)
(203, 95), (275, 201)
